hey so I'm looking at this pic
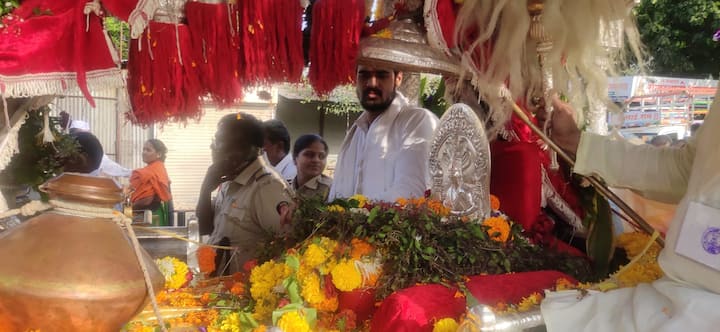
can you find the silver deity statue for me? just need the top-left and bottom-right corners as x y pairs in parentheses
(429, 103), (491, 220)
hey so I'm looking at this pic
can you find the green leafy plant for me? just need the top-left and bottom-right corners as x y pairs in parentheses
(419, 75), (449, 118)
(2, 107), (80, 191)
(262, 195), (593, 297)
(0, 0), (19, 17)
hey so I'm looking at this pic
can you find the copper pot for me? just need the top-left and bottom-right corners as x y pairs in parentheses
(0, 173), (164, 331)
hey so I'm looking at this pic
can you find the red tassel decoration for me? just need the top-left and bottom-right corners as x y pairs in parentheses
(308, 0), (365, 95)
(127, 21), (203, 125)
(186, 1), (243, 108)
(238, 0), (304, 85)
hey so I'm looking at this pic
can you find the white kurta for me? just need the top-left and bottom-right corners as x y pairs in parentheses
(541, 86), (720, 331)
(329, 92), (439, 202)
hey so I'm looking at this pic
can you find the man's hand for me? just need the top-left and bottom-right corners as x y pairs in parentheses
(550, 96), (582, 155)
(201, 163), (227, 192)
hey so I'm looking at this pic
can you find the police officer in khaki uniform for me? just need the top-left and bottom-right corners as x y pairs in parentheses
(197, 113), (294, 275)
(289, 134), (333, 201)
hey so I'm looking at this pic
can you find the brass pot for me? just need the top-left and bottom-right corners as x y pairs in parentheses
(0, 173), (164, 331)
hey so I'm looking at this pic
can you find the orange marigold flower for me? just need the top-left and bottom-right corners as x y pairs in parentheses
(197, 246), (217, 275)
(200, 292), (212, 305)
(395, 197), (408, 207)
(489, 194), (500, 211)
(555, 278), (575, 291)
(230, 282), (245, 296)
(482, 216), (511, 242)
(350, 238), (374, 259)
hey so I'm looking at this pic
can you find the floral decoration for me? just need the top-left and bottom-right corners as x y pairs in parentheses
(155, 256), (192, 290)
(197, 246), (217, 276)
(432, 317), (459, 332)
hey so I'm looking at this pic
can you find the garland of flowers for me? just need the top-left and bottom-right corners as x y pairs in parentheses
(270, 194), (592, 298)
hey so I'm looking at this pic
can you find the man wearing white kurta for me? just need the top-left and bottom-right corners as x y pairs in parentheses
(539, 92), (720, 331)
(263, 119), (297, 182)
(329, 65), (439, 202)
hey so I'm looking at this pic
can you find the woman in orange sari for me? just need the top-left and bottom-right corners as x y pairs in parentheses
(130, 139), (172, 226)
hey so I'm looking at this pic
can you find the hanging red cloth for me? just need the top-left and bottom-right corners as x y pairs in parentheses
(127, 12), (203, 125)
(186, 1), (242, 108)
(0, 0), (124, 107)
(308, 0), (365, 95)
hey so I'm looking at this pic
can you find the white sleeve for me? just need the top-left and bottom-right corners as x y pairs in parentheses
(574, 132), (696, 203)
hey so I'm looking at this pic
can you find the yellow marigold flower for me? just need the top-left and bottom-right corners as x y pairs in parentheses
(219, 312), (241, 332)
(303, 243), (331, 269)
(327, 205), (345, 213)
(319, 237), (339, 253)
(482, 217), (511, 242)
(373, 28), (392, 39)
(432, 318), (459, 332)
(277, 311), (311, 332)
(249, 260), (292, 320)
(349, 194), (368, 208)
(350, 238), (374, 260)
(155, 257), (190, 290)
(300, 272), (325, 305)
(517, 292), (542, 312)
(614, 232), (663, 287)
(331, 259), (363, 292)
(490, 194), (501, 211)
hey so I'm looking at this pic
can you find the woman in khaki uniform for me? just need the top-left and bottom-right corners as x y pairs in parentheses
(290, 134), (332, 201)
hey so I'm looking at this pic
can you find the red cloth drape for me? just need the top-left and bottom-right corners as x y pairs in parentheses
(0, 0), (122, 107)
(371, 270), (575, 332)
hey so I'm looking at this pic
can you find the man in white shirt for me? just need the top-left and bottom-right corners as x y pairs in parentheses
(329, 65), (439, 202)
(539, 94), (720, 331)
(263, 119), (296, 182)
(67, 120), (132, 177)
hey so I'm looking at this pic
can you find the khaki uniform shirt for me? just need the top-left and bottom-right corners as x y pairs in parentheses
(208, 158), (293, 272)
(292, 174), (332, 200)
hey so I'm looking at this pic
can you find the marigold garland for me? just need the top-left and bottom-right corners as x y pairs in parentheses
(197, 246), (217, 275)
(155, 256), (191, 290)
(249, 261), (292, 320)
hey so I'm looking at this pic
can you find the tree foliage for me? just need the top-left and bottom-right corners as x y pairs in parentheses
(103, 16), (129, 63)
(635, 0), (720, 77)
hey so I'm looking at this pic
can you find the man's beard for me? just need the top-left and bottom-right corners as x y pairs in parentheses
(360, 88), (396, 113)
